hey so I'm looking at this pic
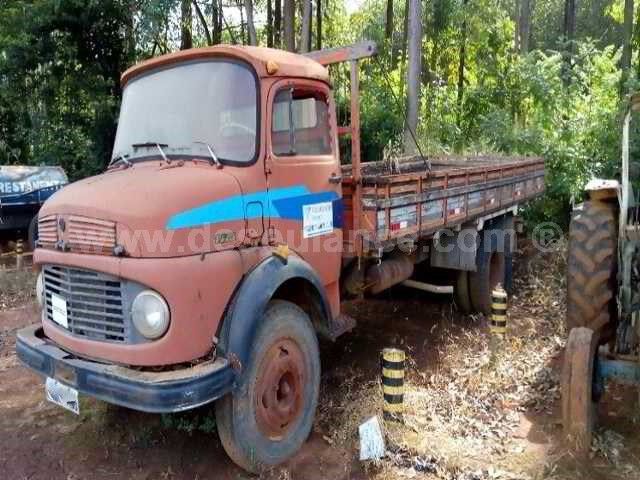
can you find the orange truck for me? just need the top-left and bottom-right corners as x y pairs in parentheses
(16, 42), (544, 472)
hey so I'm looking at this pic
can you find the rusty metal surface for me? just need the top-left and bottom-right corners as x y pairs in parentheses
(366, 255), (414, 294)
(562, 327), (600, 454)
(36, 247), (244, 366)
(121, 45), (330, 86)
(303, 41), (377, 66)
(341, 156), (544, 253)
(254, 338), (305, 440)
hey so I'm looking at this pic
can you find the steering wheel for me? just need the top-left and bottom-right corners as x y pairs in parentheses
(219, 122), (256, 138)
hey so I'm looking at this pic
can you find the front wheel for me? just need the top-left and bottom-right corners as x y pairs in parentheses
(216, 300), (320, 473)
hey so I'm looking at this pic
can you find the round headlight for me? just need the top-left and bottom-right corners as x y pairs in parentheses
(131, 290), (170, 339)
(36, 271), (44, 307)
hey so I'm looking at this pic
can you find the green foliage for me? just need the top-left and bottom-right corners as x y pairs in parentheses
(0, 0), (127, 180)
(0, 0), (638, 226)
(160, 408), (217, 435)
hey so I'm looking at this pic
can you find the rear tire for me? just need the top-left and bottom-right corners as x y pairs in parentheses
(566, 201), (617, 335)
(216, 300), (320, 474)
(454, 270), (473, 314)
(470, 220), (508, 314)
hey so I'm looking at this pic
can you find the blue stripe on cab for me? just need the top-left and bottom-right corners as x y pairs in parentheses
(166, 185), (343, 230)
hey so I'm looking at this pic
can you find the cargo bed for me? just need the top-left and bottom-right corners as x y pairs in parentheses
(340, 155), (545, 254)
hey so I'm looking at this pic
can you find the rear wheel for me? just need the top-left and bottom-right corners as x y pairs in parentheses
(216, 300), (320, 474)
(562, 327), (601, 452)
(470, 236), (506, 314)
(567, 201), (617, 335)
(454, 270), (473, 314)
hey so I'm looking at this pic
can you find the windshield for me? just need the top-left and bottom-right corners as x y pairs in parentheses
(112, 59), (258, 164)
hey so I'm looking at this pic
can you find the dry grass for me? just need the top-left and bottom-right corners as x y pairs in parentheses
(0, 268), (36, 310)
(316, 239), (570, 479)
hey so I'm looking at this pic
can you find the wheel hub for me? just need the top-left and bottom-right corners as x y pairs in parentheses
(255, 338), (305, 440)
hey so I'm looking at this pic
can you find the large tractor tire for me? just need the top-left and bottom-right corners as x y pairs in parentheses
(216, 300), (320, 474)
(567, 201), (617, 335)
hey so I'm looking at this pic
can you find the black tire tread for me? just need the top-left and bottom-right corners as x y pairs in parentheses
(566, 201), (617, 333)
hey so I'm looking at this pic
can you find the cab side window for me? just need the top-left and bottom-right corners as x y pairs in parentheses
(272, 89), (332, 156)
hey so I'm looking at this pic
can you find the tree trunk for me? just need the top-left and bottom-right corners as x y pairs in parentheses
(620, 0), (634, 95)
(316, 0), (322, 50)
(267, 0), (274, 47)
(274, 0), (282, 47)
(238, 0), (246, 45)
(212, 0), (222, 44)
(244, 0), (258, 45)
(125, 0), (136, 62)
(283, 0), (295, 51)
(401, 0), (409, 63)
(518, 0), (532, 53)
(561, 0), (576, 84)
(300, 0), (312, 52)
(385, 0), (394, 39)
(514, 0), (520, 51)
(180, 0), (193, 50)
(457, 0), (468, 125)
(404, 0), (422, 153)
(193, 0), (212, 45)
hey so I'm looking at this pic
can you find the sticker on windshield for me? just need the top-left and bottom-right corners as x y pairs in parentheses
(302, 202), (333, 238)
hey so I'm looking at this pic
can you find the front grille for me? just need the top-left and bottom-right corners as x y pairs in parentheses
(43, 265), (127, 343)
(67, 215), (116, 254)
(38, 215), (58, 248)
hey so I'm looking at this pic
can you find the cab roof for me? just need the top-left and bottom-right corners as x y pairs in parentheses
(121, 45), (330, 86)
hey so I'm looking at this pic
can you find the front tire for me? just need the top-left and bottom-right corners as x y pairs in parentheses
(216, 300), (320, 473)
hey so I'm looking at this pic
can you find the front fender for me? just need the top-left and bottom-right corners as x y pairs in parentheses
(217, 253), (330, 372)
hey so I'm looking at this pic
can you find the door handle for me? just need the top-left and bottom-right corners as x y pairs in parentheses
(328, 174), (343, 184)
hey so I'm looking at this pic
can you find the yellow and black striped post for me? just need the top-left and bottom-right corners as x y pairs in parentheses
(15, 238), (24, 270)
(490, 284), (508, 338)
(382, 348), (405, 421)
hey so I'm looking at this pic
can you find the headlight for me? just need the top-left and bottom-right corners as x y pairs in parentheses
(131, 290), (170, 339)
(36, 271), (44, 307)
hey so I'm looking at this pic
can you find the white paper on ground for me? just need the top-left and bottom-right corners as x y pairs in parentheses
(359, 416), (385, 461)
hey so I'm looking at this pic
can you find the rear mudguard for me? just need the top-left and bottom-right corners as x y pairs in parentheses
(217, 253), (331, 375)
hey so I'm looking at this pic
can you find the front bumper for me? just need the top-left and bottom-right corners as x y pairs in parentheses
(16, 324), (236, 413)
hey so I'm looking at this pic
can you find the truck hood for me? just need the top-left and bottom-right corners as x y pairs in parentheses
(39, 161), (246, 257)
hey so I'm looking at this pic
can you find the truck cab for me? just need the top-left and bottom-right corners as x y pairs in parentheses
(17, 45), (349, 473)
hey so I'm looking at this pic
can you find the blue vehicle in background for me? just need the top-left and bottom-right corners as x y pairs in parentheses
(0, 166), (68, 250)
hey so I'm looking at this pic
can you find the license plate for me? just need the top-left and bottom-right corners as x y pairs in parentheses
(50, 292), (68, 328)
(45, 377), (79, 415)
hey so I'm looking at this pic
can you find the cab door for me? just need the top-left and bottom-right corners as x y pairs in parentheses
(265, 79), (342, 311)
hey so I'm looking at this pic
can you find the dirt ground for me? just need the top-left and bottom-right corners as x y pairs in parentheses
(2, 243), (640, 480)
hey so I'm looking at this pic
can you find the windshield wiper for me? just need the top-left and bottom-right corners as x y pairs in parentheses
(131, 142), (170, 163)
(193, 141), (222, 169)
(109, 153), (132, 168)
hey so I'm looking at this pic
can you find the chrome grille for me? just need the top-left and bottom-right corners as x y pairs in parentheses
(38, 215), (58, 248)
(43, 265), (127, 342)
(67, 215), (116, 254)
